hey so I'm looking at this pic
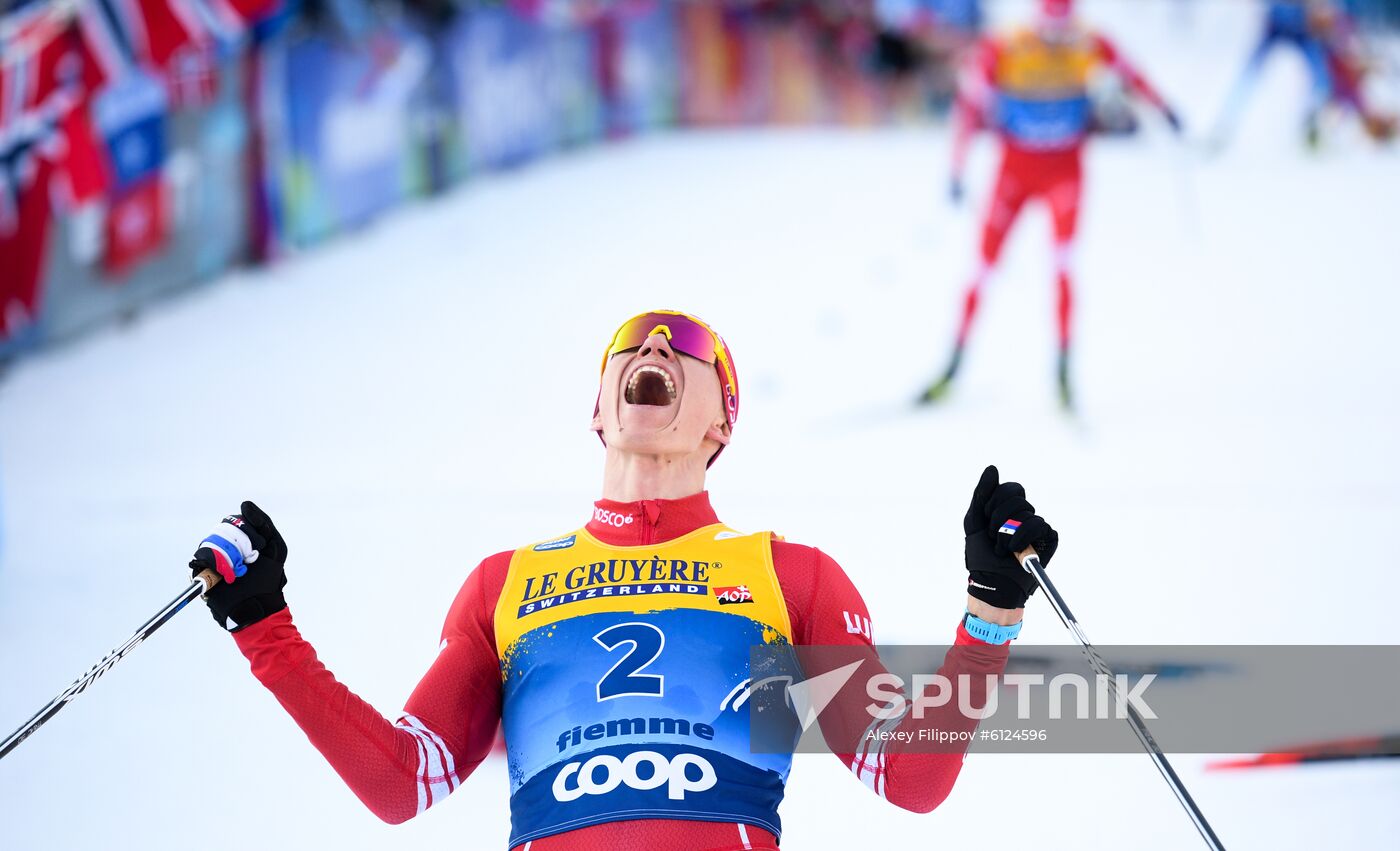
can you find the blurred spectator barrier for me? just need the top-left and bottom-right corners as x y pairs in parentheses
(5, 0), (1396, 362)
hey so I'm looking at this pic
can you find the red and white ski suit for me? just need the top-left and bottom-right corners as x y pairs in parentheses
(232, 492), (1008, 850)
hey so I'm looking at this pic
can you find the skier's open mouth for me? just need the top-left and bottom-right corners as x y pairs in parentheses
(625, 365), (677, 406)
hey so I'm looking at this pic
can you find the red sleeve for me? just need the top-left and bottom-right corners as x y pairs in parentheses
(973, 36), (1000, 87)
(773, 542), (1009, 814)
(950, 37), (999, 179)
(232, 552), (511, 824)
(1093, 32), (1167, 111)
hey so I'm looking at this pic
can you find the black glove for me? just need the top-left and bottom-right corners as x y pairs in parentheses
(963, 465), (1058, 610)
(190, 500), (288, 632)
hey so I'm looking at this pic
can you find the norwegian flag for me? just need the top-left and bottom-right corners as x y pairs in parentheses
(1, 8), (89, 231)
(0, 6), (111, 343)
(78, 0), (282, 108)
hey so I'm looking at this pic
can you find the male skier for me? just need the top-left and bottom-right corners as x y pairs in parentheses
(191, 309), (1060, 849)
(925, 0), (1180, 409)
(1210, 0), (1334, 150)
(1309, 0), (1397, 144)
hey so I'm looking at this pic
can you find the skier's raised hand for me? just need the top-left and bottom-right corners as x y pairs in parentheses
(963, 465), (1058, 611)
(190, 501), (288, 632)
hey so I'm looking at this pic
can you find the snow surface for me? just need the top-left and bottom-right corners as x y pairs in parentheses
(2, 1), (1398, 848)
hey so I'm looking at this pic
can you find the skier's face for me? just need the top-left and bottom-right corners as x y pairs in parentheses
(592, 332), (730, 461)
(1038, 0), (1074, 40)
(1037, 6), (1074, 43)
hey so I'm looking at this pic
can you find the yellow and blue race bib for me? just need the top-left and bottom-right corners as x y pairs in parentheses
(494, 524), (796, 846)
(994, 27), (1099, 148)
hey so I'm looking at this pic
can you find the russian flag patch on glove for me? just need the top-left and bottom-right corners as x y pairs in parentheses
(198, 516), (260, 583)
(998, 519), (1022, 536)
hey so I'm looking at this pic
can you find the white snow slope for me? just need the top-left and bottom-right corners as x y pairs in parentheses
(2, 2), (1398, 849)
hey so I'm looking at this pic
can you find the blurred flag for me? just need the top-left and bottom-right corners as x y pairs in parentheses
(0, 8), (111, 348)
(103, 174), (169, 275)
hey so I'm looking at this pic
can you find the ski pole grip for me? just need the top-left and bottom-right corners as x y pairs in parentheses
(1016, 546), (1039, 572)
(195, 568), (221, 595)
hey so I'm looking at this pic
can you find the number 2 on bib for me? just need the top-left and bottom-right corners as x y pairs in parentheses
(594, 622), (665, 701)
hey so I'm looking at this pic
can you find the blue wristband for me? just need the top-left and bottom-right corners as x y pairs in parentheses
(963, 611), (1023, 644)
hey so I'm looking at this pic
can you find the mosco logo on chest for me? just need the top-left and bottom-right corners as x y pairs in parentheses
(593, 509), (635, 527)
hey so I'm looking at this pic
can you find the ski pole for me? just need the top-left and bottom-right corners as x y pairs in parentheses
(1171, 134), (1202, 244)
(1017, 548), (1226, 851)
(0, 569), (220, 762)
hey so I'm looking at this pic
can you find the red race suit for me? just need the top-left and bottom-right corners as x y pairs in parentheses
(232, 492), (1009, 850)
(949, 24), (1168, 351)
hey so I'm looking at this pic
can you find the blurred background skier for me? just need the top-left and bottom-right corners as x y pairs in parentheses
(1211, 0), (1328, 148)
(1308, 0), (1398, 143)
(922, 0), (1182, 409)
(1211, 0), (1396, 149)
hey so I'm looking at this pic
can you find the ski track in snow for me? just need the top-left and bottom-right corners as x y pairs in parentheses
(1, 2), (1398, 848)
